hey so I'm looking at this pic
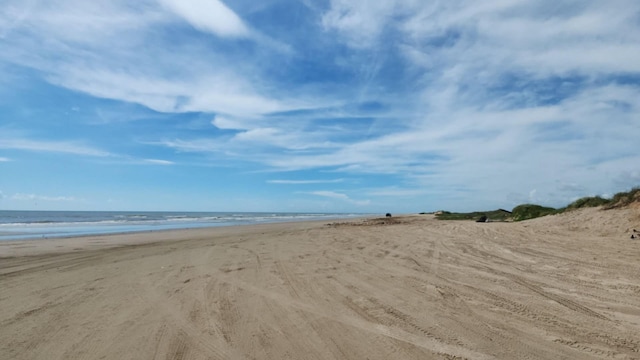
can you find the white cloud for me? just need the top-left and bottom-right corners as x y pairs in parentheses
(366, 187), (432, 197)
(268, 179), (344, 185)
(143, 159), (174, 165)
(310, 190), (348, 200)
(0, 0), (288, 118)
(230, 127), (332, 150)
(48, 68), (283, 117)
(323, 0), (640, 86)
(404, 1), (640, 79)
(316, 1), (640, 193)
(156, 138), (222, 153)
(211, 115), (249, 130)
(321, 0), (413, 48)
(155, 72), (639, 211)
(12, 193), (80, 202)
(0, 136), (181, 165)
(0, 157), (11, 162)
(0, 137), (112, 157)
(158, 0), (250, 38)
(308, 190), (370, 206)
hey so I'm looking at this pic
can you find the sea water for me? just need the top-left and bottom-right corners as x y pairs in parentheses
(0, 210), (363, 240)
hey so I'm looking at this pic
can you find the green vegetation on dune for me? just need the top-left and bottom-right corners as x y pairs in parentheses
(511, 204), (557, 221)
(435, 209), (512, 221)
(562, 196), (609, 211)
(605, 187), (640, 209)
(436, 209), (511, 221)
(432, 186), (640, 222)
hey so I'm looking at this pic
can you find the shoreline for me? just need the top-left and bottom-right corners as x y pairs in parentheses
(0, 216), (373, 258)
(0, 211), (372, 244)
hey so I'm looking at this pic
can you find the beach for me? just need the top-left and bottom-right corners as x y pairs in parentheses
(1, 209), (639, 359)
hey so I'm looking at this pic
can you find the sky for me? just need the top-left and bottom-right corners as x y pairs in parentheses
(0, 0), (639, 213)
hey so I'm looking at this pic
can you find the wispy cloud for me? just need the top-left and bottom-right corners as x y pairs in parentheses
(158, 0), (250, 38)
(143, 159), (175, 165)
(307, 190), (370, 206)
(366, 187), (433, 197)
(268, 179), (344, 185)
(0, 137), (112, 157)
(0, 136), (179, 166)
(0, 0), (289, 117)
(12, 193), (81, 202)
(155, 139), (223, 154)
(322, 0), (403, 48)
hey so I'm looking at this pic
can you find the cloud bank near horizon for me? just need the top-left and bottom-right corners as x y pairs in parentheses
(1, 0), (639, 212)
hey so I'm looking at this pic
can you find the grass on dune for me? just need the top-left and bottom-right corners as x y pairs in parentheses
(433, 187), (639, 222)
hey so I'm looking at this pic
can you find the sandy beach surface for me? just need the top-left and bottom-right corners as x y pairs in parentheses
(1, 208), (640, 359)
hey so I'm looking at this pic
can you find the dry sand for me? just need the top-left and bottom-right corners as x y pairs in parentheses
(1, 208), (640, 359)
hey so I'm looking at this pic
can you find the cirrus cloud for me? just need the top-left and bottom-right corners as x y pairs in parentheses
(158, 0), (250, 38)
(12, 193), (81, 202)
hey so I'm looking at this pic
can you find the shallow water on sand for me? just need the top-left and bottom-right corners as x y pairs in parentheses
(0, 210), (363, 240)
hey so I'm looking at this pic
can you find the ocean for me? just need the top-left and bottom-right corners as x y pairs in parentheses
(0, 210), (364, 241)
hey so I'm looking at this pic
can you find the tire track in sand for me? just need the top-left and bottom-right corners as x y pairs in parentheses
(212, 270), (493, 360)
(128, 282), (241, 360)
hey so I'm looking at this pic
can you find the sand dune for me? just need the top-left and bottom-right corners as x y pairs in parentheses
(1, 208), (639, 359)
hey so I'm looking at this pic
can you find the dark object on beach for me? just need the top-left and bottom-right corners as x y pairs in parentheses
(632, 234), (636, 239)
(476, 215), (488, 223)
(385, 213), (392, 217)
(634, 229), (638, 233)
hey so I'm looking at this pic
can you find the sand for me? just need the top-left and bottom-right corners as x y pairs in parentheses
(1, 208), (639, 360)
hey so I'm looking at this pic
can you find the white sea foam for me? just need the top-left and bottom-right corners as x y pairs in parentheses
(0, 211), (366, 241)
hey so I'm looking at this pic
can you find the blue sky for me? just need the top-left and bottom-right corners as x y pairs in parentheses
(1, 0), (639, 213)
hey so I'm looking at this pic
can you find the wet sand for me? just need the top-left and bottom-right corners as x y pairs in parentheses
(1, 209), (639, 359)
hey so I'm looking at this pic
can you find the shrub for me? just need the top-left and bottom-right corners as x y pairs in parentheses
(604, 187), (640, 209)
(433, 185), (640, 222)
(435, 209), (512, 221)
(512, 204), (557, 221)
(565, 196), (609, 210)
